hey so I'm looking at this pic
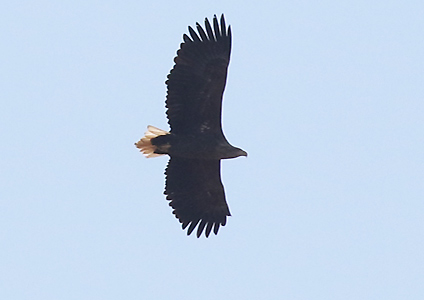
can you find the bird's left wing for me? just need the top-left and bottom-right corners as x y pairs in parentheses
(164, 157), (231, 237)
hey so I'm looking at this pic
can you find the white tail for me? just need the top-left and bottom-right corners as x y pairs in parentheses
(135, 125), (169, 158)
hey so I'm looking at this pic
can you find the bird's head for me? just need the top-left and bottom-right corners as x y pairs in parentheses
(222, 146), (247, 159)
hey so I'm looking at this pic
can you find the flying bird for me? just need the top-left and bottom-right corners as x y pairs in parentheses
(135, 14), (247, 238)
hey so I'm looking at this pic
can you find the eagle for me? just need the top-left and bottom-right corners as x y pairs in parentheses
(135, 14), (247, 238)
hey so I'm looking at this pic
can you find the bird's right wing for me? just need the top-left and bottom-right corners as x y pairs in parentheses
(165, 14), (231, 135)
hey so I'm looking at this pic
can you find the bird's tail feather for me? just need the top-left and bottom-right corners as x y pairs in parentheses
(135, 125), (169, 158)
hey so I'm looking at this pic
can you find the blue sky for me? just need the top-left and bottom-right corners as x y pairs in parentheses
(1, 1), (423, 299)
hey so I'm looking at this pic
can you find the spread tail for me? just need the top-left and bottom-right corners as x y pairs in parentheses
(135, 125), (169, 158)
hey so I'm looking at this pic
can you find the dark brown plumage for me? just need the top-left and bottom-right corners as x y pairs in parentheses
(135, 14), (246, 237)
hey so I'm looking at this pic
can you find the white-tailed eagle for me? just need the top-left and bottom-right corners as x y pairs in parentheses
(135, 14), (247, 237)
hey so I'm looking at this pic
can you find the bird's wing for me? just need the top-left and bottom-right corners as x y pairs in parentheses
(165, 14), (231, 135)
(164, 157), (231, 237)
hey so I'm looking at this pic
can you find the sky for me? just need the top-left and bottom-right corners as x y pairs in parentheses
(1, 1), (424, 299)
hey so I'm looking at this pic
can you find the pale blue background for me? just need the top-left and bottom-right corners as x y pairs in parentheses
(1, 1), (423, 299)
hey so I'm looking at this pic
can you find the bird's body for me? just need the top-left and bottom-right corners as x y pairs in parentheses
(135, 15), (246, 237)
(152, 132), (245, 159)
